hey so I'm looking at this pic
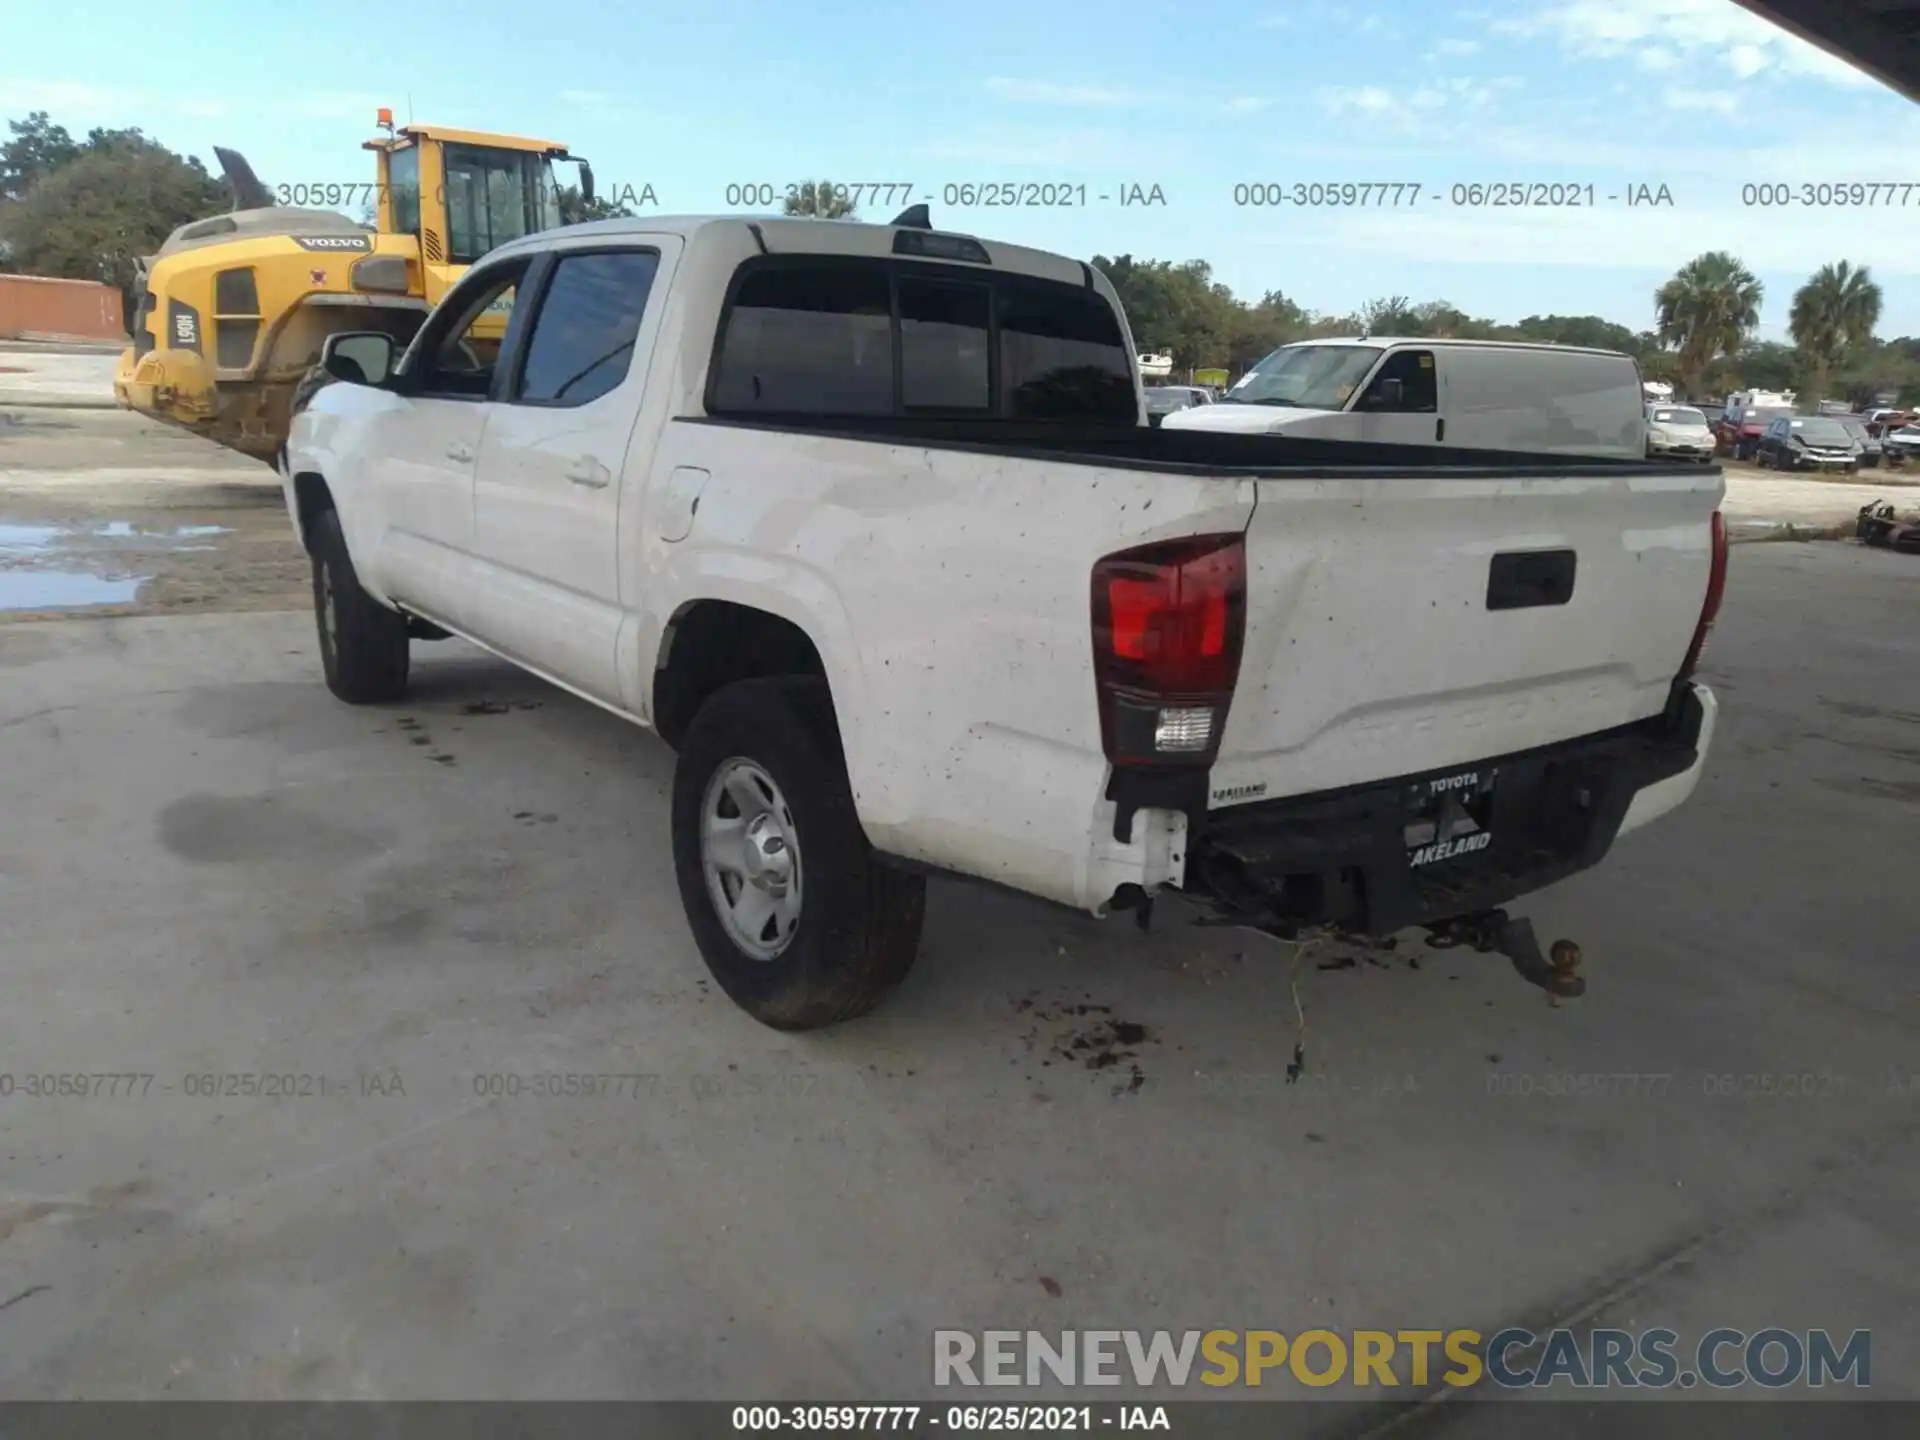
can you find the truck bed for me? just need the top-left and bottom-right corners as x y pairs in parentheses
(660, 412), (1722, 915)
(680, 413), (1712, 479)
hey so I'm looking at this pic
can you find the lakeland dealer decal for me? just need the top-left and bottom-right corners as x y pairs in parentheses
(1409, 832), (1492, 867)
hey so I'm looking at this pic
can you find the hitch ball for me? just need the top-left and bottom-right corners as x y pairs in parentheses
(1549, 939), (1581, 974)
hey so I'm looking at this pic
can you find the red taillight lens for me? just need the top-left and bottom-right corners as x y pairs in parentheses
(1091, 533), (1247, 766)
(1677, 509), (1728, 683)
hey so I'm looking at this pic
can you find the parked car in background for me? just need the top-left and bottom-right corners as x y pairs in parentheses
(1834, 414), (1883, 468)
(1645, 404), (1717, 462)
(1754, 414), (1861, 473)
(1719, 405), (1793, 460)
(1882, 423), (1920, 465)
(1142, 384), (1214, 427)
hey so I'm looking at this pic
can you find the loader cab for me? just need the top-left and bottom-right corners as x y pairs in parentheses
(366, 122), (588, 314)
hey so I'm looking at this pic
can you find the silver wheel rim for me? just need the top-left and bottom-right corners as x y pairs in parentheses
(700, 758), (802, 960)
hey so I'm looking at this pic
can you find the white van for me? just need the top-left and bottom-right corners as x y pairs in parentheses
(1162, 337), (1649, 460)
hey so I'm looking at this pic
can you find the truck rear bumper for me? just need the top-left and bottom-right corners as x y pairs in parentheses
(1176, 682), (1716, 937)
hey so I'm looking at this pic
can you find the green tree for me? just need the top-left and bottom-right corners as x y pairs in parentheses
(783, 180), (858, 219)
(1227, 290), (1310, 371)
(1728, 340), (1798, 394)
(1093, 254), (1242, 371)
(0, 134), (225, 322)
(557, 186), (634, 224)
(2, 111), (80, 201)
(1832, 337), (1920, 408)
(1654, 251), (1763, 400)
(1511, 314), (1648, 357)
(1788, 260), (1882, 405)
(1358, 295), (1419, 335)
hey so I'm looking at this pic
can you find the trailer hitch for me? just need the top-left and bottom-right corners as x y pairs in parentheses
(1424, 910), (1585, 998)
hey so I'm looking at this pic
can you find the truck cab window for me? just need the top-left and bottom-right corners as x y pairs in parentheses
(514, 250), (661, 406)
(708, 259), (1134, 421)
(1358, 349), (1437, 412)
(901, 278), (990, 411)
(710, 261), (895, 415)
(996, 278), (1135, 421)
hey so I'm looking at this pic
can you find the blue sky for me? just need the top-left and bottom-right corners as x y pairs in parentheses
(7, 0), (1920, 339)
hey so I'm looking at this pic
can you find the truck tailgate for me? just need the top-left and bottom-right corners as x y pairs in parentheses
(1206, 467), (1724, 805)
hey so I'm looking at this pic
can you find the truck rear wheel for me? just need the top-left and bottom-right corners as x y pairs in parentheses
(310, 507), (409, 704)
(671, 676), (925, 1029)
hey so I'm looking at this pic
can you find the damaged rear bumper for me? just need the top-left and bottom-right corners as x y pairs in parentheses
(1174, 682), (1716, 938)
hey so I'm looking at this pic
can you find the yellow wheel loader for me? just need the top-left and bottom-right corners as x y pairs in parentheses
(114, 111), (594, 465)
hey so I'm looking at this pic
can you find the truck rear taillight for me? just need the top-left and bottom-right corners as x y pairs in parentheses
(1676, 509), (1728, 683)
(1091, 533), (1246, 767)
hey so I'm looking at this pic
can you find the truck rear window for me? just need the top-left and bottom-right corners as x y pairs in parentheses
(708, 256), (1136, 422)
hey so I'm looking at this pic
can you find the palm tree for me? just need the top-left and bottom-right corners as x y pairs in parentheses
(1654, 252), (1763, 399)
(1789, 261), (1882, 404)
(782, 180), (858, 219)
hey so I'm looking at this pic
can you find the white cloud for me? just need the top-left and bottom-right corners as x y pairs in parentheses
(982, 77), (1143, 107)
(1319, 85), (1394, 115)
(1430, 38), (1483, 57)
(1318, 76), (1503, 129)
(1665, 87), (1740, 115)
(1495, 0), (1878, 87)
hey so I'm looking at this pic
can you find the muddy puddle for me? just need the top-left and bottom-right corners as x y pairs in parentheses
(0, 495), (310, 622)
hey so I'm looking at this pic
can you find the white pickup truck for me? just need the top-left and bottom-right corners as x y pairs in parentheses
(281, 212), (1725, 1029)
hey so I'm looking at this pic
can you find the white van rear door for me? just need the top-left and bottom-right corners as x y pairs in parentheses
(1444, 348), (1645, 458)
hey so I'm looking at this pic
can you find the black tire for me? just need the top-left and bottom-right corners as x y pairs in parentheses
(309, 507), (409, 704)
(671, 676), (925, 1030)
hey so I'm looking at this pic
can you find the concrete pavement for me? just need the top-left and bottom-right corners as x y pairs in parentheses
(0, 350), (120, 408)
(0, 543), (1915, 1419)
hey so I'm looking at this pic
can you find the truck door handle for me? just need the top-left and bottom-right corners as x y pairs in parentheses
(446, 443), (473, 463)
(1435, 417), (1446, 442)
(566, 457), (611, 488)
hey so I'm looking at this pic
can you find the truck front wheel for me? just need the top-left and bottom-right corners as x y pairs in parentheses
(310, 507), (409, 704)
(671, 677), (925, 1029)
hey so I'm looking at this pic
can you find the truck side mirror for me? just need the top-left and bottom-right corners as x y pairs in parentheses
(321, 331), (396, 386)
(578, 162), (595, 205)
(1376, 377), (1405, 410)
